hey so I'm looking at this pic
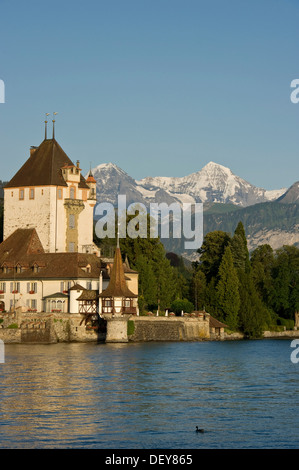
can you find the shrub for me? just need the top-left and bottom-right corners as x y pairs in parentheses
(170, 299), (194, 316)
(277, 317), (294, 330)
(127, 320), (135, 336)
(7, 323), (18, 329)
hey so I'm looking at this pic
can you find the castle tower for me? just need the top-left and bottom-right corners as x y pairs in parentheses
(4, 133), (97, 254)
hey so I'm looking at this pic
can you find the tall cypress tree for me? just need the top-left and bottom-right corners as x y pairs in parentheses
(216, 245), (240, 330)
(231, 221), (251, 273)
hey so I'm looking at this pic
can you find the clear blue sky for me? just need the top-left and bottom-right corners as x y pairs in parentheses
(0, 0), (299, 190)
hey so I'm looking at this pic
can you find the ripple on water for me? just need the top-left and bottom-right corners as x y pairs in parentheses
(0, 340), (298, 449)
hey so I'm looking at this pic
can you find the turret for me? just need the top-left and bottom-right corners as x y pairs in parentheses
(86, 170), (97, 200)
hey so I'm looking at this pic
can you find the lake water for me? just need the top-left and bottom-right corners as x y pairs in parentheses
(0, 339), (298, 449)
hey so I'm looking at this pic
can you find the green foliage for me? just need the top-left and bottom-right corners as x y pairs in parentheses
(191, 269), (207, 311)
(277, 317), (295, 330)
(127, 320), (135, 336)
(197, 230), (231, 282)
(170, 298), (194, 315)
(231, 221), (251, 273)
(269, 245), (299, 318)
(95, 211), (183, 312)
(191, 221), (298, 338)
(7, 323), (18, 329)
(238, 271), (272, 338)
(216, 246), (240, 330)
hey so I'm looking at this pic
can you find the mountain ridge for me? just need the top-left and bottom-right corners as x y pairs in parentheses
(90, 161), (287, 208)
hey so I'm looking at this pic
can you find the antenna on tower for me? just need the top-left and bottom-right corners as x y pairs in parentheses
(45, 113), (50, 139)
(52, 112), (58, 139)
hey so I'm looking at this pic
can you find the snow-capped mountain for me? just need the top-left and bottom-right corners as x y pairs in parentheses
(90, 161), (287, 208)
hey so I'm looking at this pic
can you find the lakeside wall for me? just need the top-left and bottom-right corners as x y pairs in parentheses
(128, 316), (210, 342)
(0, 311), (298, 344)
(0, 311), (210, 344)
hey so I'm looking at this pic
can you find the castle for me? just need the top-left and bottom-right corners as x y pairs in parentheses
(0, 122), (138, 323)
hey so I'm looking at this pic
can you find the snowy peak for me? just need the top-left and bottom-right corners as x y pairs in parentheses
(90, 160), (288, 208)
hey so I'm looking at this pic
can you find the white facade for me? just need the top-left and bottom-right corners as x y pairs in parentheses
(4, 173), (97, 254)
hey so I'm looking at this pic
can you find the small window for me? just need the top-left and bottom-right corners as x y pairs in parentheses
(29, 188), (35, 200)
(69, 214), (75, 229)
(87, 281), (92, 290)
(70, 187), (75, 199)
(19, 189), (24, 200)
(69, 242), (75, 252)
(11, 191), (13, 197)
(58, 189), (62, 199)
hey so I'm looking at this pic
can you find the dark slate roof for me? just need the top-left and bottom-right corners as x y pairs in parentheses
(5, 138), (89, 189)
(99, 247), (137, 298)
(0, 229), (101, 280)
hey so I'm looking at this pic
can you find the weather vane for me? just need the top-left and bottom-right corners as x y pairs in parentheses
(52, 112), (58, 139)
(44, 113), (50, 139)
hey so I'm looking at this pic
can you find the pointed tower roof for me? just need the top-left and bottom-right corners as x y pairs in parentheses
(99, 247), (137, 298)
(86, 170), (96, 184)
(5, 138), (89, 189)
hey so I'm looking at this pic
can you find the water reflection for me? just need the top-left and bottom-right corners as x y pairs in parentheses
(0, 340), (298, 448)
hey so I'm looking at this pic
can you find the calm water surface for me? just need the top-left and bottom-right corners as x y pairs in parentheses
(0, 339), (298, 449)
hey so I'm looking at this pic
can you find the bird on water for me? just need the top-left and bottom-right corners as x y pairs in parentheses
(196, 427), (205, 433)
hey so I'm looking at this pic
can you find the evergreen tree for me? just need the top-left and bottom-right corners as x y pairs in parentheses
(197, 230), (231, 283)
(216, 245), (240, 330)
(231, 221), (251, 273)
(270, 245), (299, 318)
(250, 244), (275, 305)
(238, 271), (272, 338)
(191, 269), (207, 311)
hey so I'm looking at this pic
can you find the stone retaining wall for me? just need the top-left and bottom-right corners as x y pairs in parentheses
(128, 316), (210, 342)
(0, 312), (101, 343)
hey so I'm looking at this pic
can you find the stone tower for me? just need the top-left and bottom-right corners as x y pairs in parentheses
(4, 135), (97, 254)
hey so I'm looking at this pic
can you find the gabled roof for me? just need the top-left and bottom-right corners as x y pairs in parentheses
(5, 138), (89, 189)
(99, 247), (137, 298)
(209, 316), (228, 329)
(77, 289), (98, 301)
(0, 228), (44, 264)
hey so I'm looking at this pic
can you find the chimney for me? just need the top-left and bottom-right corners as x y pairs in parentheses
(30, 146), (38, 157)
